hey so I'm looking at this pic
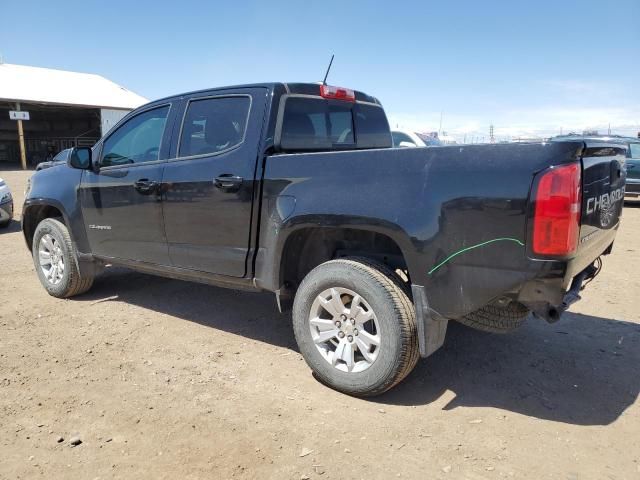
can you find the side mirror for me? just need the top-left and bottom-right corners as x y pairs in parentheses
(398, 141), (416, 148)
(68, 147), (92, 170)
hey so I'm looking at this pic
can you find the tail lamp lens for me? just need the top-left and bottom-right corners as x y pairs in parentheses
(319, 85), (356, 102)
(532, 163), (581, 256)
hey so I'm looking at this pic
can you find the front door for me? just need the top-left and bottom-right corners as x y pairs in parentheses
(79, 104), (173, 265)
(161, 88), (267, 277)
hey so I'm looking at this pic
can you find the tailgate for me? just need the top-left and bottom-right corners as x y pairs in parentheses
(577, 141), (627, 259)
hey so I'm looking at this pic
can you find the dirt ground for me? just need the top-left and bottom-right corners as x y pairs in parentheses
(0, 167), (638, 480)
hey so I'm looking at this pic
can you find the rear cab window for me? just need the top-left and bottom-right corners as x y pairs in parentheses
(278, 93), (391, 152)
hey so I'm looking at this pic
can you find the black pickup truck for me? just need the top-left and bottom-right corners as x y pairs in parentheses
(22, 82), (627, 396)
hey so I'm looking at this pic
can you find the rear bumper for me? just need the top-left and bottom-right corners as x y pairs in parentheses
(527, 262), (599, 323)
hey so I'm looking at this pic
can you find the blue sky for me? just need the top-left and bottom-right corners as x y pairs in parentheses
(1, 0), (638, 141)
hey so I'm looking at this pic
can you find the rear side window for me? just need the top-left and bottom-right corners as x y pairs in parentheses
(179, 96), (251, 157)
(279, 97), (390, 151)
(629, 143), (640, 158)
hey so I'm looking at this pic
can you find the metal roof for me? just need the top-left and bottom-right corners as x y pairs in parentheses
(0, 63), (148, 110)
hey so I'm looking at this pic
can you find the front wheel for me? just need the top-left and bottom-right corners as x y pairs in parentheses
(292, 258), (419, 397)
(32, 218), (94, 298)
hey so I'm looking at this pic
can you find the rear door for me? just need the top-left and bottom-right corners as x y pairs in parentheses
(161, 87), (268, 277)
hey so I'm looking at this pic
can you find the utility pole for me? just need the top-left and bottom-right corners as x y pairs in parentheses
(439, 111), (443, 135)
(489, 124), (495, 143)
(16, 102), (27, 170)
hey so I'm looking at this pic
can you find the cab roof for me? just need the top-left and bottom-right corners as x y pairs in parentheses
(149, 82), (382, 107)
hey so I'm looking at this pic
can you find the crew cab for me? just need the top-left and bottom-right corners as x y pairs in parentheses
(22, 82), (627, 396)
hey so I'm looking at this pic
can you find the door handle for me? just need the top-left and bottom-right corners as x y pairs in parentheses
(134, 179), (159, 195)
(214, 174), (243, 192)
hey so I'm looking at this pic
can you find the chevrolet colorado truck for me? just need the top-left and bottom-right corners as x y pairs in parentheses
(22, 82), (627, 396)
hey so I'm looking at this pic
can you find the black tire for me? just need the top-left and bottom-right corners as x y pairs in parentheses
(292, 257), (419, 397)
(0, 221), (9, 229)
(32, 218), (94, 298)
(456, 302), (529, 333)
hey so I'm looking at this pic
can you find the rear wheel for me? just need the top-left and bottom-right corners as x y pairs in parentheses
(456, 302), (529, 333)
(292, 257), (419, 397)
(32, 218), (94, 298)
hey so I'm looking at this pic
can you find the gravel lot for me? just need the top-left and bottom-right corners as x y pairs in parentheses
(1, 167), (639, 480)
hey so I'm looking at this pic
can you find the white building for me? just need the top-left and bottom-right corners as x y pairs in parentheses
(0, 63), (147, 167)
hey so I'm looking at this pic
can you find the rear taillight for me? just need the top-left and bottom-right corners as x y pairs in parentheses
(319, 84), (356, 102)
(532, 163), (581, 256)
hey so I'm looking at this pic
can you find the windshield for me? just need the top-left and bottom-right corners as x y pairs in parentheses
(629, 142), (640, 159)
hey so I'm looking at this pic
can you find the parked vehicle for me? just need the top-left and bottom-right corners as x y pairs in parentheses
(0, 177), (13, 228)
(36, 148), (72, 171)
(391, 129), (442, 148)
(629, 141), (640, 198)
(22, 82), (627, 396)
(554, 134), (639, 200)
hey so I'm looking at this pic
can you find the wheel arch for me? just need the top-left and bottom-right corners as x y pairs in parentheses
(22, 200), (70, 250)
(266, 217), (416, 295)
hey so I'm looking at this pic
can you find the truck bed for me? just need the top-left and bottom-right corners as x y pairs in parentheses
(256, 140), (625, 320)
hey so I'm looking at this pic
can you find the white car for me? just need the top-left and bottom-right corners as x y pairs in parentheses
(0, 177), (14, 228)
(391, 129), (443, 148)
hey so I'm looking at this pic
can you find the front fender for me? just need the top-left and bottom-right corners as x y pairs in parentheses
(22, 167), (90, 253)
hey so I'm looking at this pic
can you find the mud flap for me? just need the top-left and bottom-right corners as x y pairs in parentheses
(411, 284), (448, 357)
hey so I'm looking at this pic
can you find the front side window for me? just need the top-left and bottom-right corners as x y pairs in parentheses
(179, 96), (251, 157)
(629, 143), (640, 159)
(101, 106), (169, 167)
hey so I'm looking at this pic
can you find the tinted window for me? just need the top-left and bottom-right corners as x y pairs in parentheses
(101, 106), (169, 167)
(280, 97), (392, 152)
(280, 98), (354, 151)
(179, 96), (251, 157)
(629, 143), (640, 158)
(353, 103), (391, 148)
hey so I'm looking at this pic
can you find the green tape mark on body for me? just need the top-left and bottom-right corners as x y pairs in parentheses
(428, 237), (525, 275)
